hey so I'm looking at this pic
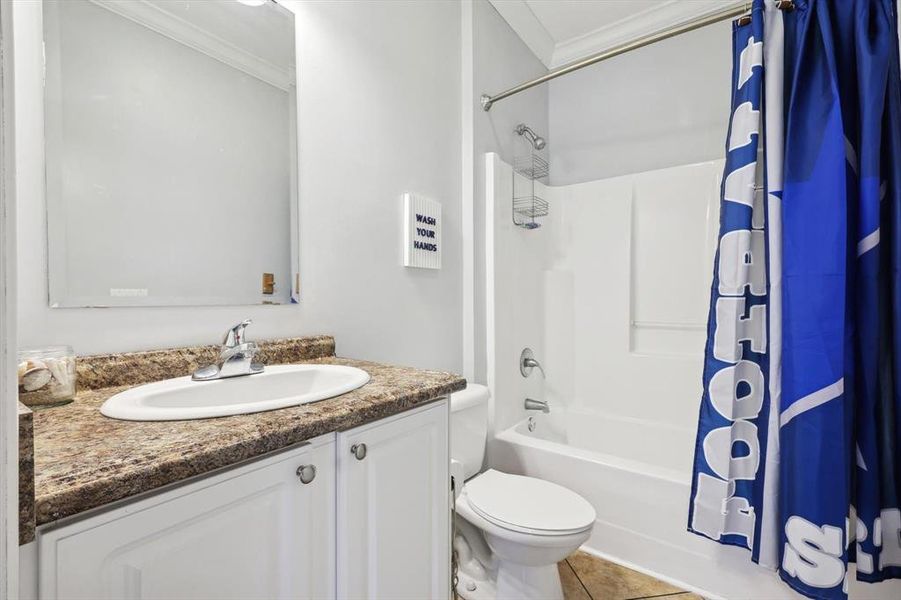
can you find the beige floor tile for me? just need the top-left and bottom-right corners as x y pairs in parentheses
(567, 551), (685, 600)
(558, 560), (591, 600)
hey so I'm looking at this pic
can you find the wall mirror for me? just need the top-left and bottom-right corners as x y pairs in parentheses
(43, 0), (298, 307)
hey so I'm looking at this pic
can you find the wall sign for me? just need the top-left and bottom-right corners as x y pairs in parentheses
(403, 193), (441, 269)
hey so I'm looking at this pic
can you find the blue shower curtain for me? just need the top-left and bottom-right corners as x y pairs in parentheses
(689, 1), (901, 598)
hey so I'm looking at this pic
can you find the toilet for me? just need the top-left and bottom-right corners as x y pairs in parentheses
(451, 384), (596, 600)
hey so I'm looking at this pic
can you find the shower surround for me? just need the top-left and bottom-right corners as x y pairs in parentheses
(482, 153), (901, 599)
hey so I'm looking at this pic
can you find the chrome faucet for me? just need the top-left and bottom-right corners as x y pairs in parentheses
(192, 319), (264, 381)
(524, 398), (550, 413)
(520, 348), (545, 378)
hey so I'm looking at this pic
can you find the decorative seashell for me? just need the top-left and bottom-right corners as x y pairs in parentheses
(17, 361), (28, 382)
(21, 367), (52, 391)
(46, 357), (69, 387)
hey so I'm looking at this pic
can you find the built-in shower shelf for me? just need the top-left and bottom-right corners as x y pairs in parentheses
(514, 154), (549, 181)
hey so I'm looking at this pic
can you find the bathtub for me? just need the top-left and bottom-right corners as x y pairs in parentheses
(488, 409), (901, 600)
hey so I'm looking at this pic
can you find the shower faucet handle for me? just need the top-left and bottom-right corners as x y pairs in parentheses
(520, 348), (545, 378)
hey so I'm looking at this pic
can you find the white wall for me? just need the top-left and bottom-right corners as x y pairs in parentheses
(15, 0), (463, 374)
(548, 21), (732, 185)
(468, 0), (547, 384)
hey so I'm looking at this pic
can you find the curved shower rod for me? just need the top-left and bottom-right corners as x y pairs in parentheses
(480, 1), (796, 112)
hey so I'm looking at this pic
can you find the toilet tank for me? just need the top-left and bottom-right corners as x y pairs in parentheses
(450, 384), (490, 480)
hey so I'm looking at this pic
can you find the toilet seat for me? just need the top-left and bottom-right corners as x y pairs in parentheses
(463, 470), (595, 536)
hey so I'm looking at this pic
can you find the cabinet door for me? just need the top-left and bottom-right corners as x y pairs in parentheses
(38, 435), (336, 600)
(337, 400), (449, 600)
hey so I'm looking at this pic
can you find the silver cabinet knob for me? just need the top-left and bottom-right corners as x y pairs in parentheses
(296, 464), (316, 484)
(350, 443), (367, 460)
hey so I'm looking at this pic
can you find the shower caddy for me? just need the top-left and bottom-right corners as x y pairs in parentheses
(513, 124), (548, 229)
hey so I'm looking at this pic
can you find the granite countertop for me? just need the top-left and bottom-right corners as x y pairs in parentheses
(18, 402), (34, 545)
(26, 336), (465, 535)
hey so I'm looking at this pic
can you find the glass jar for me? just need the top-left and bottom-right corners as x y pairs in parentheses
(17, 346), (76, 408)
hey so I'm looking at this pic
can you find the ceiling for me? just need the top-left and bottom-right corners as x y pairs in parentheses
(489, 0), (744, 69)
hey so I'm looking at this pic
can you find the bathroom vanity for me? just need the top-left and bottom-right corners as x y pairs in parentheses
(18, 336), (464, 600)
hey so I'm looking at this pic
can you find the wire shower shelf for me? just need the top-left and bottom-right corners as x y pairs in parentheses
(514, 154), (549, 180)
(512, 153), (548, 229)
(513, 195), (549, 220)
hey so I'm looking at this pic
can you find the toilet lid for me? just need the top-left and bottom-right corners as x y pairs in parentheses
(464, 470), (596, 535)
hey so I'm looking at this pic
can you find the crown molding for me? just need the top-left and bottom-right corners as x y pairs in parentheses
(550, 0), (745, 68)
(490, 0), (746, 70)
(487, 0), (555, 66)
(90, 0), (294, 91)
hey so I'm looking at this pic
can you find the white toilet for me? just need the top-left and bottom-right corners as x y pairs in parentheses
(451, 384), (596, 600)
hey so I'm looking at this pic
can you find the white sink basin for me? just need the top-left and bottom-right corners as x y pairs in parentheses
(100, 364), (370, 421)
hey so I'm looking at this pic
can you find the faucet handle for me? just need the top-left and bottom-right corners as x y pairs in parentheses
(520, 348), (545, 378)
(222, 319), (253, 348)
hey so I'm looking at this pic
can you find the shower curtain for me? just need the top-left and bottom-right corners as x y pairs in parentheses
(689, 0), (901, 598)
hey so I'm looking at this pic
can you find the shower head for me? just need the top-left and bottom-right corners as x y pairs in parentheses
(515, 123), (546, 151)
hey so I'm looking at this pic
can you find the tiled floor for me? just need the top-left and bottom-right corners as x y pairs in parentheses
(559, 551), (703, 600)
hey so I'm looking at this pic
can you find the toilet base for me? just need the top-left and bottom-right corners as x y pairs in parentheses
(496, 561), (562, 600)
(455, 569), (497, 600)
(456, 561), (562, 600)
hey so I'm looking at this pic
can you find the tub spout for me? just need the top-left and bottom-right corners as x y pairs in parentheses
(524, 398), (550, 413)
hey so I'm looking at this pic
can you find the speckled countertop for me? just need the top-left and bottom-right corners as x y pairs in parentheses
(25, 336), (465, 536)
(18, 402), (34, 545)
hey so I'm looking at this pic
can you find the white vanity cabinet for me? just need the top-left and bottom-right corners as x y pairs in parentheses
(37, 435), (337, 600)
(31, 400), (450, 600)
(337, 401), (449, 600)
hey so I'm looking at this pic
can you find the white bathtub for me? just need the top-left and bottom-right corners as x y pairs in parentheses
(488, 409), (901, 600)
